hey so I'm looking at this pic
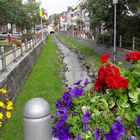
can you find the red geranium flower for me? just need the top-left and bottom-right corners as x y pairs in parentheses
(100, 54), (110, 63)
(94, 63), (128, 91)
(125, 51), (140, 62)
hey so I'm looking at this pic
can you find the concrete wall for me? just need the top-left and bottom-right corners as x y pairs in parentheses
(0, 40), (45, 100)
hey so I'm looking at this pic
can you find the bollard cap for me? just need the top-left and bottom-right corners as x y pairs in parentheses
(24, 98), (50, 119)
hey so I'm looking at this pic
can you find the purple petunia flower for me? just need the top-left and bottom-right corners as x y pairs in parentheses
(70, 87), (83, 98)
(104, 129), (121, 140)
(93, 129), (102, 140)
(55, 126), (72, 140)
(82, 109), (91, 123)
(62, 91), (72, 108)
(74, 80), (82, 85)
(56, 108), (67, 115)
(56, 118), (65, 129)
(92, 79), (96, 84)
(76, 134), (83, 140)
(56, 99), (63, 109)
(83, 123), (89, 132)
(116, 116), (122, 123)
(56, 108), (67, 129)
(84, 79), (89, 87)
(137, 114), (140, 128)
(112, 122), (125, 136)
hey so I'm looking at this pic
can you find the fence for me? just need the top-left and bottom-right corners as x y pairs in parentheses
(60, 31), (140, 51)
(99, 34), (140, 51)
(0, 35), (46, 73)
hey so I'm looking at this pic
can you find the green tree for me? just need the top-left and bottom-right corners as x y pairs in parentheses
(84, 0), (140, 37)
(54, 14), (60, 28)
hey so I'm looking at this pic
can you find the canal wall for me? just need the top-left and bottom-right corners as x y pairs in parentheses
(0, 40), (45, 100)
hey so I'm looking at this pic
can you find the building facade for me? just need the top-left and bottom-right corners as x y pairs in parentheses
(59, 0), (90, 38)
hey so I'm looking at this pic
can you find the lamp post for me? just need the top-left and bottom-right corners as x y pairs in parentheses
(113, 0), (118, 61)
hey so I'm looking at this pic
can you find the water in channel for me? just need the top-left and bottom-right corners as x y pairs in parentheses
(55, 39), (91, 88)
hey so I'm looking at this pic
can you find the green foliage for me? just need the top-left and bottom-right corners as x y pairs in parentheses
(54, 14), (60, 27)
(0, 0), (42, 33)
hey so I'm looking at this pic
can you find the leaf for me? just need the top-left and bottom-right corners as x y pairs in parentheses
(81, 106), (90, 113)
(90, 96), (100, 103)
(81, 130), (92, 139)
(129, 88), (140, 103)
(108, 98), (115, 109)
(125, 113), (132, 121)
(99, 98), (109, 111)
(73, 116), (80, 123)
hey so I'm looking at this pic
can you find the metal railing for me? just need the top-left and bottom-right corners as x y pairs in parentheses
(0, 35), (46, 73)
(60, 31), (140, 51)
(98, 34), (140, 51)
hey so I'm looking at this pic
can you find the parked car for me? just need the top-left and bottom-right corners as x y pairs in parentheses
(0, 32), (8, 40)
(13, 32), (22, 37)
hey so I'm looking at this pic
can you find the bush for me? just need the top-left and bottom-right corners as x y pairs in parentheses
(12, 39), (22, 46)
(52, 52), (140, 140)
(22, 33), (33, 41)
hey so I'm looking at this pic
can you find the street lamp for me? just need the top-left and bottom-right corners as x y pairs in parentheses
(113, 0), (118, 61)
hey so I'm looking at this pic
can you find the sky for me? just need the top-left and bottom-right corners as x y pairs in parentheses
(41, 0), (78, 16)
(23, 0), (79, 16)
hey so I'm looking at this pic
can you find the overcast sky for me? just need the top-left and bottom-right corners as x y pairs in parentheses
(23, 0), (79, 15)
(42, 0), (78, 15)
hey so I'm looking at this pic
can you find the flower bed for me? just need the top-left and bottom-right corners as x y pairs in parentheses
(0, 88), (13, 128)
(52, 52), (140, 140)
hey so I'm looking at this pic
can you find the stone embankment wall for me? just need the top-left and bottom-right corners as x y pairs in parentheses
(60, 31), (132, 67)
(0, 40), (45, 100)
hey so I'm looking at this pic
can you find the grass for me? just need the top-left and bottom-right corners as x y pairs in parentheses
(0, 35), (65, 140)
(0, 39), (10, 49)
(56, 33), (101, 69)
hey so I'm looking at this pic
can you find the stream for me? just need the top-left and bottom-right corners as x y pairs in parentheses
(55, 38), (91, 88)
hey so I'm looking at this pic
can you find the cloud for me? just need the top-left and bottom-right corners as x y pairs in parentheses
(42, 0), (78, 15)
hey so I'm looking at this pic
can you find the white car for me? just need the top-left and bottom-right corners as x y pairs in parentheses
(0, 32), (8, 39)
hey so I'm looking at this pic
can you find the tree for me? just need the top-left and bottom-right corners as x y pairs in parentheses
(84, 0), (140, 37)
(22, 0), (40, 33)
(0, 0), (41, 33)
(54, 14), (60, 28)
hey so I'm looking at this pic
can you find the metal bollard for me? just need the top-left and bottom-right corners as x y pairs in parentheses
(32, 37), (34, 48)
(20, 45), (23, 56)
(24, 98), (52, 140)
(29, 40), (31, 49)
(34, 37), (37, 45)
(1, 46), (6, 71)
(133, 37), (135, 50)
(12, 44), (17, 62)
(25, 38), (28, 51)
